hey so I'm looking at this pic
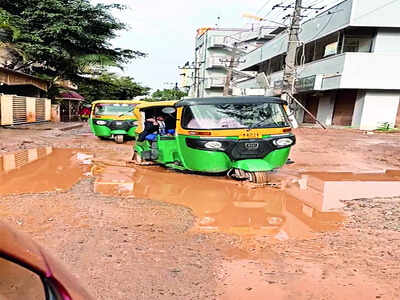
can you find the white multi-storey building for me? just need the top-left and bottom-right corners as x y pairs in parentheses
(190, 27), (277, 98)
(238, 0), (400, 130)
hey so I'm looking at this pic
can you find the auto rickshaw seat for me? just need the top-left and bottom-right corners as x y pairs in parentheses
(145, 134), (158, 141)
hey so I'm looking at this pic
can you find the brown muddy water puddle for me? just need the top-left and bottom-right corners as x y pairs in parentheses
(93, 164), (345, 239)
(0, 148), (91, 195)
(92, 165), (400, 239)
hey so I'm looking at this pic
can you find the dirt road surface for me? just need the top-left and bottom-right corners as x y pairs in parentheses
(0, 124), (399, 299)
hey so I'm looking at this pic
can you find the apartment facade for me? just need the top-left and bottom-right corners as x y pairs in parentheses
(238, 0), (400, 130)
(190, 27), (275, 98)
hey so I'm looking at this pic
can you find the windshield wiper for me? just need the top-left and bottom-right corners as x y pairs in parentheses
(248, 120), (280, 130)
(119, 108), (134, 117)
(248, 119), (268, 130)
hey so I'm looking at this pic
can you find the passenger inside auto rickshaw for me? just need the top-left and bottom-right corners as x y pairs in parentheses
(137, 108), (176, 142)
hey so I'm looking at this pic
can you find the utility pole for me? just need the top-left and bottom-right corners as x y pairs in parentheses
(278, 0), (327, 129)
(273, 0), (303, 128)
(223, 56), (235, 96)
(221, 41), (246, 97)
(282, 0), (302, 101)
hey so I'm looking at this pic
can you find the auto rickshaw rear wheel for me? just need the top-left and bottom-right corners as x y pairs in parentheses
(132, 151), (142, 164)
(115, 135), (124, 144)
(132, 151), (155, 166)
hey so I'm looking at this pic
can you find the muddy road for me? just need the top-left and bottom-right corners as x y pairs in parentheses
(1, 124), (400, 299)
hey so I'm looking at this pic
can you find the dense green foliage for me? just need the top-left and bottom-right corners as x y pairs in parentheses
(78, 73), (150, 102)
(0, 0), (147, 97)
(152, 88), (188, 101)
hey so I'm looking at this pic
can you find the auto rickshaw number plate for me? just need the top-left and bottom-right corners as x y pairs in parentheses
(239, 131), (261, 139)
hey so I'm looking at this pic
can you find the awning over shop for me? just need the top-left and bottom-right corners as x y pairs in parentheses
(58, 91), (84, 101)
(0, 67), (48, 91)
(56, 90), (85, 122)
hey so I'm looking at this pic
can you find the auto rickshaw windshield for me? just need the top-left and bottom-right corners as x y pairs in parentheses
(94, 103), (137, 116)
(181, 103), (290, 130)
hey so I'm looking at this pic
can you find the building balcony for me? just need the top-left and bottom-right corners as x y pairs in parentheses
(250, 52), (400, 94)
(207, 36), (253, 53)
(206, 56), (229, 69)
(204, 77), (226, 89)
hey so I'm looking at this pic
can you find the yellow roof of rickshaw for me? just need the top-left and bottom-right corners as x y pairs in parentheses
(91, 100), (144, 105)
(135, 100), (178, 110)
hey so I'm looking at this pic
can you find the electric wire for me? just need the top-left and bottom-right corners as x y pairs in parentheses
(256, 0), (274, 16)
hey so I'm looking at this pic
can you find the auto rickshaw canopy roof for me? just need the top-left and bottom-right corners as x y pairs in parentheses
(135, 100), (178, 110)
(175, 96), (287, 107)
(91, 100), (144, 105)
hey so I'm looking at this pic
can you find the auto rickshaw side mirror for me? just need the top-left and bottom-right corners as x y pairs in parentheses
(0, 256), (46, 299)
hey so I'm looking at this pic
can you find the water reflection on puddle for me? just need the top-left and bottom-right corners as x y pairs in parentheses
(2, 147), (400, 240)
(93, 165), (400, 239)
(0, 148), (91, 195)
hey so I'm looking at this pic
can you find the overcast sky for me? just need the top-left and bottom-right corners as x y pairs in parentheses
(91, 0), (340, 91)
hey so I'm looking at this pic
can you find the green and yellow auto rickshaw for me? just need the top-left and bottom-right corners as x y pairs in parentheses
(89, 100), (142, 143)
(132, 96), (295, 183)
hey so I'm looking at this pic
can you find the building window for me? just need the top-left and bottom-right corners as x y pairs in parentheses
(270, 55), (285, 73)
(324, 41), (338, 57)
(342, 36), (373, 53)
(256, 28), (375, 75)
(314, 33), (339, 60)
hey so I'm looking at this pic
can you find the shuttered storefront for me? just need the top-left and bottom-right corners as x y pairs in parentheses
(0, 96), (51, 125)
(302, 95), (319, 124)
(332, 90), (357, 126)
(12, 96), (27, 124)
(35, 98), (46, 122)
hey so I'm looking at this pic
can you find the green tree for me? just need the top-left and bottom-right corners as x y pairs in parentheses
(0, 0), (144, 88)
(78, 73), (150, 102)
(152, 88), (188, 101)
(0, 8), (24, 64)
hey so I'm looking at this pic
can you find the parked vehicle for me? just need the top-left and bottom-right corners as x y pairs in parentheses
(132, 96), (295, 183)
(89, 100), (142, 143)
(0, 222), (93, 300)
(79, 104), (91, 122)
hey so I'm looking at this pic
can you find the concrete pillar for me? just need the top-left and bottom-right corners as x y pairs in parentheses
(0, 95), (14, 125)
(26, 97), (36, 123)
(45, 99), (51, 121)
(353, 90), (400, 130)
(295, 101), (305, 125)
(316, 94), (335, 126)
(351, 91), (366, 128)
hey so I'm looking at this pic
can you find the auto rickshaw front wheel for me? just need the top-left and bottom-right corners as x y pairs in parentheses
(248, 171), (271, 184)
(230, 168), (271, 184)
(115, 135), (124, 144)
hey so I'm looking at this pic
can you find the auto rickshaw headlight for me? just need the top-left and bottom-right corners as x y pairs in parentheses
(95, 120), (107, 125)
(273, 138), (293, 147)
(204, 141), (223, 149)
